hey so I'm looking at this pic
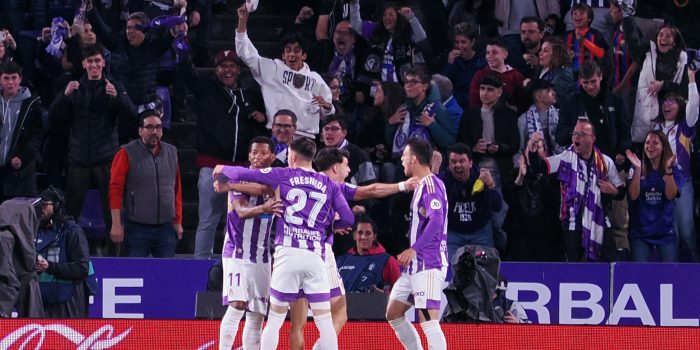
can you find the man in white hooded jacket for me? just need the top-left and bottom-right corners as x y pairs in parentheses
(235, 5), (335, 139)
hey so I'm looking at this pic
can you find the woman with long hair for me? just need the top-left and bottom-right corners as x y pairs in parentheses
(357, 80), (405, 167)
(538, 36), (576, 103)
(625, 131), (679, 262)
(651, 67), (698, 261)
(348, 0), (428, 85)
(632, 24), (689, 147)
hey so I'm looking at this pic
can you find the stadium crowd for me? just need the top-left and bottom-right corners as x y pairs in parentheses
(1, 0), (700, 288)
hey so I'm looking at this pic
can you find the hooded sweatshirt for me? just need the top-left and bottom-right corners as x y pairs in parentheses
(0, 87), (32, 165)
(235, 31), (335, 138)
(346, 243), (401, 287)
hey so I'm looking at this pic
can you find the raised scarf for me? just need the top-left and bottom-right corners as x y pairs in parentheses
(525, 105), (562, 155)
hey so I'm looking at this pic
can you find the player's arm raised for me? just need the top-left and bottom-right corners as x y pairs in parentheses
(353, 176), (420, 200)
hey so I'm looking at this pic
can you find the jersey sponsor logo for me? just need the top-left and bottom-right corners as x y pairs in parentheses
(430, 199), (442, 210)
(260, 167), (272, 174)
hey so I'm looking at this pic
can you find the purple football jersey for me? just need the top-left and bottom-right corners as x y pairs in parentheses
(407, 174), (449, 274)
(324, 182), (358, 245)
(222, 166), (355, 258)
(222, 191), (273, 263)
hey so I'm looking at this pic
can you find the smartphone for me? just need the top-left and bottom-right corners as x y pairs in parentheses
(0, 31), (6, 42)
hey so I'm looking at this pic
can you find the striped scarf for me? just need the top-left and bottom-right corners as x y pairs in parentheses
(559, 145), (609, 261)
(525, 105), (562, 155)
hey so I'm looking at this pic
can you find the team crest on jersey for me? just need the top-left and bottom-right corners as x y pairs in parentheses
(293, 73), (306, 89)
(260, 167), (272, 174)
(430, 199), (442, 210)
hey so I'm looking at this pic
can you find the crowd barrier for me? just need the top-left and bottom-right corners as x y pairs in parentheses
(88, 259), (700, 326)
(2, 319), (700, 349)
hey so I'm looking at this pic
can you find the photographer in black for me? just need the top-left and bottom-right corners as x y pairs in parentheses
(35, 187), (92, 318)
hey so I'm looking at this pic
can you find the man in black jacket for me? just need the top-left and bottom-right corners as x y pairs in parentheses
(87, 9), (173, 121)
(0, 61), (43, 201)
(49, 45), (136, 239)
(555, 59), (630, 164)
(180, 49), (267, 259)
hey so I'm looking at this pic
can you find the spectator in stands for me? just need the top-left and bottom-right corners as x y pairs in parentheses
(431, 74), (464, 131)
(86, 8), (175, 112)
(0, 61), (43, 201)
(537, 36), (576, 103)
(236, 5), (334, 139)
(504, 139), (562, 262)
(358, 81), (403, 171)
(336, 216), (401, 293)
(38, 21), (101, 81)
(327, 20), (371, 111)
(348, 0), (428, 85)
(270, 110), (297, 167)
(564, 0), (616, 46)
(440, 22), (485, 110)
(447, 0), (498, 40)
(35, 187), (91, 318)
(507, 16), (546, 80)
(556, 60), (630, 165)
(468, 38), (527, 113)
(322, 115), (377, 186)
(0, 29), (17, 64)
(565, 3), (611, 81)
(526, 118), (625, 262)
(494, 0), (559, 52)
(625, 131), (679, 262)
(609, 0), (641, 96)
(518, 79), (563, 156)
(386, 65), (455, 160)
(632, 24), (689, 149)
(48, 45), (134, 246)
(440, 143), (501, 261)
(460, 74), (519, 189)
(109, 110), (183, 257)
(179, 49), (267, 259)
(652, 68), (699, 261)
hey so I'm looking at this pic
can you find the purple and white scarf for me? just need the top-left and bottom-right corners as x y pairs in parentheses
(46, 17), (69, 59)
(392, 102), (436, 158)
(524, 105), (563, 155)
(559, 145), (609, 261)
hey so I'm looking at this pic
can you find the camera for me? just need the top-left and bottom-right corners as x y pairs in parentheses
(688, 49), (700, 71)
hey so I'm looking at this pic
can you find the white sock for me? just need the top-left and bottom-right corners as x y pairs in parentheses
(220, 306), (245, 350)
(388, 317), (423, 350)
(260, 309), (286, 350)
(243, 312), (264, 350)
(420, 320), (446, 350)
(313, 313), (338, 350)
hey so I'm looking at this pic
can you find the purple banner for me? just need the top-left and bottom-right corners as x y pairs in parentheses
(609, 263), (700, 326)
(85, 258), (699, 325)
(89, 258), (216, 319)
(501, 262), (611, 324)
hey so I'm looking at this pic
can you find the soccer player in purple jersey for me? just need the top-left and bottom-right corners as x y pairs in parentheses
(288, 148), (420, 350)
(387, 138), (448, 350)
(213, 137), (354, 350)
(217, 137), (282, 350)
